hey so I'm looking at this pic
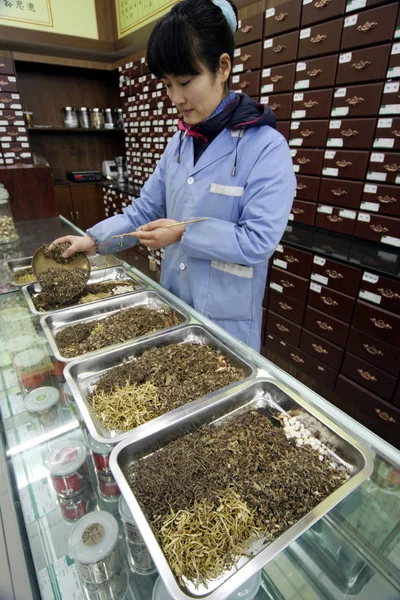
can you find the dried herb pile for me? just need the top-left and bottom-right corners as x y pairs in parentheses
(89, 344), (244, 431)
(42, 243), (74, 264)
(55, 306), (181, 357)
(129, 411), (348, 585)
(38, 267), (89, 304)
(14, 269), (36, 285)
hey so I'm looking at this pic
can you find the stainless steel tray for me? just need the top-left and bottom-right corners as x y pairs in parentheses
(110, 378), (373, 600)
(23, 266), (146, 315)
(40, 291), (190, 363)
(6, 256), (36, 287)
(64, 324), (257, 444)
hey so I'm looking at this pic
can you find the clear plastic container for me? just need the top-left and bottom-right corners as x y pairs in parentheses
(79, 107), (91, 129)
(89, 436), (113, 474)
(14, 348), (51, 391)
(24, 386), (60, 426)
(0, 189), (19, 245)
(104, 108), (114, 129)
(46, 440), (89, 497)
(58, 486), (96, 523)
(97, 472), (120, 501)
(63, 106), (78, 128)
(118, 495), (156, 574)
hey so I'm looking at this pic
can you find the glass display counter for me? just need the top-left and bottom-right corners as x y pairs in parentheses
(0, 216), (399, 600)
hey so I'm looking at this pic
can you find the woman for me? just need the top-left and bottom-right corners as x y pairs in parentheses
(51, 0), (296, 351)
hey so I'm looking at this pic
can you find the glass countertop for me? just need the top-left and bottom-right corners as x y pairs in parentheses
(0, 217), (399, 600)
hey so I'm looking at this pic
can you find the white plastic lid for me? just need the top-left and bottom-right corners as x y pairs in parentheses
(105, 108), (112, 112)
(14, 348), (45, 369)
(68, 511), (119, 564)
(24, 386), (60, 414)
(88, 435), (113, 454)
(118, 495), (135, 524)
(65, 106), (72, 110)
(7, 335), (36, 354)
(46, 440), (87, 476)
(93, 108), (99, 112)
(80, 107), (87, 110)
(153, 571), (261, 600)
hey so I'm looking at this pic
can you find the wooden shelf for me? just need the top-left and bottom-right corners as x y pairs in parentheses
(28, 127), (124, 134)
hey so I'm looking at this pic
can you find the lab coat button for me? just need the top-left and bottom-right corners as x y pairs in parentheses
(187, 176), (194, 185)
(180, 262), (186, 271)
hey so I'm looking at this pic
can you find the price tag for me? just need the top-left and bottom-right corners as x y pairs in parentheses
(327, 138), (343, 147)
(359, 290), (381, 304)
(273, 258), (287, 269)
(52, 556), (83, 600)
(292, 110), (306, 119)
(331, 107), (349, 117)
(313, 255), (326, 266)
(344, 14), (358, 27)
(329, 120), (341, 129)
(381, 235), (400, 247)
(264, 39), (273, 49)
(339, 52), (352, 64)
(261, 84), (274, 94)
(373, 138), (394, 149)
(266, 7), (275, 18)
(358, 212), (371, 222)
(38, 568), (54, 600)
(317, 205), (333, 214)
(339, 209), (356, 219)
(370, 153), (385, 163)
(270, 282), (283, 293)
(392, 43), (400, 55)
(311, 273), (328, 285)
(323, 167), (339, 177)
(262, 68), (271, 77)
(296, 62), (306, 72)
(300, 28), (311, 39)
(360, 201), (379, 212)
(295, 79), (310, 90)
(310, 282), (322, 293)
(363, 271), (379, 284)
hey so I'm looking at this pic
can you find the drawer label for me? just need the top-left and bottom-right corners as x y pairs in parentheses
(359, 290), (382, 305)
(324, 150), (336, 159)
(381, 235), (400, 247)
(232, 75), (240, 83)
(327, 138), (344, 147)
(293, 164), (300, 172)
(289, 139), (303, 146)
(310, 282), (322, 293)
(261, 84), (274, 94)
(380, 104), (400, 115)
(384, 81), (400, 94)
(373, 138), (394, 149)
(273, 258), (287, 269)
(367, 171), (387, 182)
(317, 205), (333, 214)
(377, 118), (393, 128)
(358, 212), (371, 222)
(270, 282), (283, 293)
(392, 43), (400, 55)
(363, 184), (377, 194)
(329, 120), (341, 129)
(323, 167), (339, 177)
(311, 272), (328, 285)
(300, 28), (311, 39)
(276, 244), (284, 253)
(360, 201), (379, 212)
(290, 149), (298, 156)
(291, 121), (300, 130)
(334, 88), (347, 98)
(313, 255), (326, 266)
(288, 213), (295, 220)
(346, 0), (366, 11)
(264, 39), (273, 49)
(370, 153), (385, 163)
(344, 14), (358, 27)
(339, 52), (352, 64)
(293, 93), (304, 102)
(295, 80), (310, 90)
(396, 26), (400, 39)
(296, 62), (307, 72)
(265, 7), (275, 18)
(331, 107), (349, 117)
(303, 0), (313, 4)
(234, 48), (241, 57)
(339, 209), (356, 220)
(292, 110), (306, 119)
(362, 271), (379, 284)
(262, 68), (271, 77)
(232, 64), (243, 73)
(387, 67), (400, 78)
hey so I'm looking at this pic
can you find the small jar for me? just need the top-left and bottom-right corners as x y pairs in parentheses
(104, 108), (114, 129)
(24, 386), (60, 426)
(59, 487), (95, 523)
(89, 437), (113, 474)
(46, 440), (89, 497)
(14, 348), (51, 390)
(119, 495), (156, 574)
(116, 109), (124, 129)
(78, 107), (91, 129)
(91, 108), (102, 129)
(63, 107), (78, 128)
(7, 334), (37, 362)
(97, 473), (120, 501)
(0, 189), (19, 245)
(80, 570), (128, 600)
(68, 511), (124, 585)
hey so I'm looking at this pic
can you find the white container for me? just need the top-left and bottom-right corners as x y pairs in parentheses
(152, 571), (262, 600)
(24, 386), (60, 425)
(46, 440), (89, 497)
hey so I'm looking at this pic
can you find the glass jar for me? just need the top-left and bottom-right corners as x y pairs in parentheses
(104, 108), (114, 129)
(78, 107), (91, 129)
(46, 440), (90, 497)
(118, 495), (156, 575)
(63, 107), (78, 128)
(91, 108), (101, 129)
(116, 108), (124, 129)
(0, 189), (19, 245)
(24, 386), (60, 427)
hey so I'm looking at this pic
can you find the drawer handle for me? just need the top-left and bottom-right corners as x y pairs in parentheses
(370, 318), (392, 330)
(284, 255), (299, 263)
(240, 25), (253, 33)
(0, 80), (10, 86)
(358, 368), (377, 382)
(303, 100), (318, 108)
(273, 45), (286, 53)
(321, 296), (338, 306)
(296, 157), (311, 164)
(240, 54), (251, 63)
(271, 74), (284, 83)
(300, 129), (314, 137)
(290, 353), (304, 363)
(327, 215), (343, 223)
(363, 343), (383, 356)
(311, 34), (327, 44)
(239, 81), (249, 89)
(279, 302), (292, 311)
(377, 195), (397, 204)
(314, 0), (331, 6)
(317, 320), (333, 331)
(269, 103), (281, 111)
(280, 280), (294, 288)
(370, 224), (388, 233)
(276, 324), (289, 333)
(331, 188), (347, 196)
(375, 409), (396, 423)
(357, 21), (378, 33)
(384, 163), (400, 172)
(392, 130), (400, 137)
(378, 288), (399, 300)
(341, 129), (358, 137)
(296, 183), (308, 190)
(325, 269), (343, 279)
(352, 60), (371, 71)
(307, 68), (322, 78)
(346, 96), (364, 106)
(336, 160), (352, 168)
(274, 12), (288, 21)
(312, 343), (328, 355)
(292, 207), (305, 215)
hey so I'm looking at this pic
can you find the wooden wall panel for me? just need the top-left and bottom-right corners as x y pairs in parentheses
(0, 165), (57, 221)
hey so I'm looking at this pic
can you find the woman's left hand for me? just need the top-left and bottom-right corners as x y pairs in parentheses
(130, 219), (185, 250)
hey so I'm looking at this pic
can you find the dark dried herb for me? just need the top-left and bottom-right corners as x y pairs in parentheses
(38, 267), (89, 304)
(55, 306), (181, 357)
(42, 243), (75, 264)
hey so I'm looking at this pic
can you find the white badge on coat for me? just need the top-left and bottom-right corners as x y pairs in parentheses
(210, 183), (244, 197)
(211, 261), (254, 279)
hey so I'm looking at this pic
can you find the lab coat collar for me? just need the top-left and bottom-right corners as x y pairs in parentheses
(187, 128), (236, 177)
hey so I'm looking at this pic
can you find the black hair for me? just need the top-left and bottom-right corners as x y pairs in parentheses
(147, 0), (238, 78)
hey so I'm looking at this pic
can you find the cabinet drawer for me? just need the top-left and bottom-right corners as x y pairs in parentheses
(0, 92), (21, 110)
(263, 30), (299, 67)
(336, 44), (391, 85)
(269, 290), (306, 325)
(387, 42), (400, 79)
(355, 212), (400, 247)
(273, 243), (313, 278)
(316, 205), (357, 234)
(308, 281), (355, 323)
(270, 266), (309, 301)
(295, 54), (338, 91)
(322, 149), (369, 180)
(361, 182), (400, 217)
(304, 306), (349, 347)
(311, 254), (361, 296)
(295, 174), (320, 201)
(300, 328), (344, 371)
(231, 70), (260, 97)
(353, 300), (400, 347)
(298, 18), (343, 59)
(0, 75), (17, 93)
(374, 117), (400, 152)
(347, 327), (400, 377)
(359, 271), (400, 315)
(261, 63), (296, 95)
(235, 14), (264, 46)
(0, 58), (14, 75)
(367, 151), (400, 186)
(267, 310), (302, 346)
(341, 3), (399, 50)
(327, 118), (376, 150)
(276, 120), (290, 140)
(291, 148), (324, 175)
(291, 89), (333, 120)
(261, 92), (292, 120)
(379, 81), (400, 117)
(290, 199), (317, 225)
(289, 119), (328, 148)
(233, 42), (262, 74)
(331, 83), (383, 118)
(335, 375), (400, 449)
(319, 177), (363, 209)
(264, 0), (302, 36)
(302, 0), (346, 27)
(342, 352), (397, 400)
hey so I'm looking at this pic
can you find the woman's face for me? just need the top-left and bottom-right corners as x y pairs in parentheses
(162, 55), (231, 125)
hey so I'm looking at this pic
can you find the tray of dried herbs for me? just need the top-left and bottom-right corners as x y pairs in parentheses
(6, 257), (37, 286)
(23, 266), (145, 315)
(110, 379), (373, 600)
(64, 325), (256, 444)
(40, 291), (189, 363)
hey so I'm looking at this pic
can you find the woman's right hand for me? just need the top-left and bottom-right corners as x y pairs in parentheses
(48, 235), (96, 258)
